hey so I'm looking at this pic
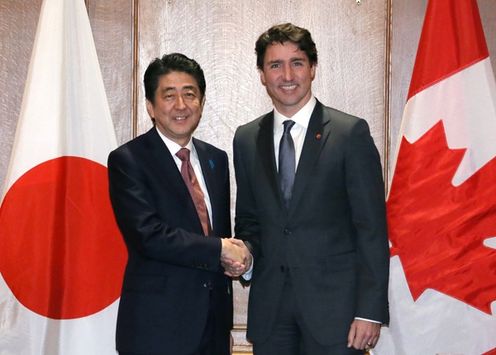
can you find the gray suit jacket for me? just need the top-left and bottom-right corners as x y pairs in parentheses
(233, 101), (389, 345)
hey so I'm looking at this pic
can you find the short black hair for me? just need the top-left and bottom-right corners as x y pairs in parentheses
(144, 53), (206, 104)
(255, 23), (318, 70)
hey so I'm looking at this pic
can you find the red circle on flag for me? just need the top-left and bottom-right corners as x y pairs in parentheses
(0, 157), (127, 319)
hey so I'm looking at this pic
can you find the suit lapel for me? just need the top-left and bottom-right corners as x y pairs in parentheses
(256, 111), (284, 206)
(194, 138), (216, 200)
(288, 102), (331, 216)
(146, 128), (198, 215)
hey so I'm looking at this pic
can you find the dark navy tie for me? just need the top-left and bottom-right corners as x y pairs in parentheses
(278, 120), (296, 207)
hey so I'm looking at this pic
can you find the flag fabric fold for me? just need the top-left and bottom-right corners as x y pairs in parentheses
(378, 0), (496, 354)
(0, 0), (126, 353)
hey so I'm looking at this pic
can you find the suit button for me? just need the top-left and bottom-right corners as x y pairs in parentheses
(203, 281), (213, 290)
(283, 228), (291, 235)
(280, 265), (286, 273)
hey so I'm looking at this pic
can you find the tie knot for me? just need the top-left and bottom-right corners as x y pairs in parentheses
(283, 120), (295, 133)
(176, 147), (190, 162)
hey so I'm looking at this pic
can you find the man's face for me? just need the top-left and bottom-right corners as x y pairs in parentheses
(146, 71), (204, 146)
(260, 41), (316, 117)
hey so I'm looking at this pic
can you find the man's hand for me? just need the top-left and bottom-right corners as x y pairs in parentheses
(347, 319), (381, 350)
(221, 238), (252, 277)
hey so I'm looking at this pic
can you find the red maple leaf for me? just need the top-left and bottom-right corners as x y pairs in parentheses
(387, 120), (496, 314)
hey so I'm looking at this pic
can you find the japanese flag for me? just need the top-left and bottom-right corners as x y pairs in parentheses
(0, 0), (126, 353)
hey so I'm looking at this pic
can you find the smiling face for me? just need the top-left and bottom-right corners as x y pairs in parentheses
(146, 71), (204, 146)
(260, 41), (316, 117)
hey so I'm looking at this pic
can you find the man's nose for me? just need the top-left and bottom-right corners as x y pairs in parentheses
(174, 95), (186, 109)
(282, 64), (294, 81)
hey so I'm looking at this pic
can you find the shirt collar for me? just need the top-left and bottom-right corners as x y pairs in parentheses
(273, 96), (317, 130)
(155, 127), (195, 156)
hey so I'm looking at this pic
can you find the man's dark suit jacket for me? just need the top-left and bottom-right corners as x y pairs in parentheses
(108, 127), (232, 354)
(233, 101), (389, 346)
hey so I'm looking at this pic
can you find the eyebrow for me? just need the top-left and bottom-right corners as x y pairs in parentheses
(159, 85), (198, 93)
(181, 85), (198, 92)
(289, 56), (307, 63)
(266, 57), (307, 65)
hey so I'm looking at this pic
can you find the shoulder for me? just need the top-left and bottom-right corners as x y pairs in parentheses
(321, 103), (362, 127)
(235, 112), (269, 136)
(234, 112), (271, 148)
(193, 138), (228, 159)
(318, 102), (370, 137)
(108, 128), (157, 164)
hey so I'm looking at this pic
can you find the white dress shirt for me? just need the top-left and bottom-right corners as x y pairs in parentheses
(156, 127), (213, 226)
(273, 96), (317, 170)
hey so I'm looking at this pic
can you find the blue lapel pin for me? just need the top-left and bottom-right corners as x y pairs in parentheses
(208, 159), (215, 170)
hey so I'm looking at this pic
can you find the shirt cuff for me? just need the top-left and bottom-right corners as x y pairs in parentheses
(242, 254), (254, 280)
(354, 317), (381, 324)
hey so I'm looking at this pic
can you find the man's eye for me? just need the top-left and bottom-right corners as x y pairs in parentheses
(269, 63), (280, 69)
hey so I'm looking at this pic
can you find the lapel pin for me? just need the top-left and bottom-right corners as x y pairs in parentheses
(208, 159), (215, 170)
(315, 132), (322, 140)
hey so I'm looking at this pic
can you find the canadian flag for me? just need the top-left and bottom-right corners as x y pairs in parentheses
(0, 0), (126, 354)
(377, 0), (496, 354)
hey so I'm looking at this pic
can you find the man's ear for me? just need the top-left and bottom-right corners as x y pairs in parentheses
(310, 64), (317, 81)
(259, 69), (267, 87)
(145, 100), (155, 119)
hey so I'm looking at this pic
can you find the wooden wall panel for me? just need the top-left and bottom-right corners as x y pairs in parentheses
(137, 0), (387, 158)
(87, 0), (134, 146)
(136, 1), (388, 351)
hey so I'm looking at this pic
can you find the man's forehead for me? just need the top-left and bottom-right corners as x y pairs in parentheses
(265, 42), (309, 60)
(158, 84), (198, 91)
(157, 72), (199, 90)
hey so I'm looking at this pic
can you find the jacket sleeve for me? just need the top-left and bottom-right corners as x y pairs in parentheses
(233, 127), (262, 261)
(345, 119), (390, 324)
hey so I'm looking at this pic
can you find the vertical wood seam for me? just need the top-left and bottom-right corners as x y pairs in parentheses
(132, 0), (139, 138)
(384, 0), (393, 195)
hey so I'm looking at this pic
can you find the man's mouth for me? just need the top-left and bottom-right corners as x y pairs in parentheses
(280, 84), (297, 91)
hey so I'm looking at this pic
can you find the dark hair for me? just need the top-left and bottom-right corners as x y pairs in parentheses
(144, 53), (206, 104)
(255, 23), (318, 70)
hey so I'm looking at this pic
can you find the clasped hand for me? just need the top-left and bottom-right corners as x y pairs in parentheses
(220, 238), (252, 277)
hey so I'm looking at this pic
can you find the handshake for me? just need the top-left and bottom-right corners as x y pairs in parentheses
(220, 238), (252, 278)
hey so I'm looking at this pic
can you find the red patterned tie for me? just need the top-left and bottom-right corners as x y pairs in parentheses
(176, 148), (212, 236)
